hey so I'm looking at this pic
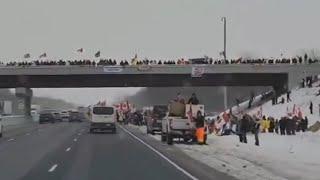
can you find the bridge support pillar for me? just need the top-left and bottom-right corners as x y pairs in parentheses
(223, 86), (228, 110)
(15, 88), (33, 117)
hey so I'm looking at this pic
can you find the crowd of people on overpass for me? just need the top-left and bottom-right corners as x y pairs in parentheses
(1, 53), (319, 67)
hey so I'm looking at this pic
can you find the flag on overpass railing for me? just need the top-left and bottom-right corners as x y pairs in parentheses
(23, 53), (31, 58)
(95, 51), (101, 58)
(77, 48), (84, 53)
(191, 66), (205, 77)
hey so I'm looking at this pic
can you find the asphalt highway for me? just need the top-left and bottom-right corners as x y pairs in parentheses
(0, 122), (235, 180)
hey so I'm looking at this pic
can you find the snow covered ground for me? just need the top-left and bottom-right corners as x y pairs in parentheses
(130, 123), (320, 180)
(177, 133), (320, 180)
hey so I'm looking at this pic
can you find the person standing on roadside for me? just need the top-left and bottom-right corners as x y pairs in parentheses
(253, 116), (261, 146)
(239, 115), (249, 143)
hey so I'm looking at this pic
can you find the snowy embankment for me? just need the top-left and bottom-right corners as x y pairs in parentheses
(250, 86), (320, 127)
(130, 123), (320, 180)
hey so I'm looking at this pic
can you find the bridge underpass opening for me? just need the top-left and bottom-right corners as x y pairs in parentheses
(2, 72), (288, 116)
(29, 86), (273, 113)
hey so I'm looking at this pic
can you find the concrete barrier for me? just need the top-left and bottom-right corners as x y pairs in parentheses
(1, 115), (32, 127)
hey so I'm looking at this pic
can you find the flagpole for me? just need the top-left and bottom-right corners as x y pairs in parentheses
(221, 17), (227, 61)
(221, 17), (228, 110)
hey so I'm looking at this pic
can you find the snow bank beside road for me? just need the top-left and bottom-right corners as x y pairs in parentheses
(128, 124), (320, 180)
(177, 133), (320, 180)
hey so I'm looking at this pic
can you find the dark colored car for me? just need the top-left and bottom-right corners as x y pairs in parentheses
(39, 110), (56, 124)
(68, 111), (84, 122)
(53, 112), (63, 122)
(146, 105), (168, 134)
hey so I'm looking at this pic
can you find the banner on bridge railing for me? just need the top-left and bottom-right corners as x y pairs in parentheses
(103, 66), (123, 73)
(191, 66), (205, 77)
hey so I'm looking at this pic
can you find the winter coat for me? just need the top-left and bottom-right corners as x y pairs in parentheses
(240, 117), (250, 132)
(279, 118), (287, 129)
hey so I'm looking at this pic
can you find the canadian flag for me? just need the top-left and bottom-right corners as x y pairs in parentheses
(187, 104), (193, 121)
(298, 108), (303, 118)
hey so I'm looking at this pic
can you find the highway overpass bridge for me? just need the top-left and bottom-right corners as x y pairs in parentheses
(0, 64), (318, 115)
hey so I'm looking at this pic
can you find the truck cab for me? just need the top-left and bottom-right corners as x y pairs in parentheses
(90, 106), (116, 133)
(161, 102), (205, 145)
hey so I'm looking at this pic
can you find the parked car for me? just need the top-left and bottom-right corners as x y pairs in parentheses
(60, 111), (69, 120)
(53, 112), (63, 122)
(39, 110), (56, 124)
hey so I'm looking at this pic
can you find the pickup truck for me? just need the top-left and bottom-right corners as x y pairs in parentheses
(161, 102), (205, 145)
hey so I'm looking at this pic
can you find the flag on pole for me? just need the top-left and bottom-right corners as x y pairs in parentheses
(39, 53), (47, 58)
(95, 51), (101, 58)
(24, 53), (31, 58)
(219, 51), (225, 57)
(126, 101), (130, 111)
(77, 48), (83, 53)
(187, 104), (193, 120)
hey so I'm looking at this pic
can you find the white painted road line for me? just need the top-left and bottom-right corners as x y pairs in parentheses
(66, 147), (71, 152)
(48, 164), (58, 172)
(118, 125), (198, 180)
(78, 133), (81, 135)
(7, 138), (15, 142)
(26, 133), (30, 136)
(73, 138), (77, 142)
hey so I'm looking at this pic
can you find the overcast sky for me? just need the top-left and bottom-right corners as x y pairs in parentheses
(1, 0), (319, 105)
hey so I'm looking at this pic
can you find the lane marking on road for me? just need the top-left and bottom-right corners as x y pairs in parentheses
(66, 147), (71, 152)
(119, 125), (198, 180)
(78, 133), (81, 136)
(73, 138), (77, 142)
(26, 133), (31, 136)
(7, 138), (15, 142)
(48, 164), (58, 172)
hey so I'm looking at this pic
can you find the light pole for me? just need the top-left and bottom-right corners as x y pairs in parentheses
(221, 17), (227, 60)
(221, 17), (228, 110)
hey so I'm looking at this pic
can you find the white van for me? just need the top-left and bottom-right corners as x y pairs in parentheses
(90, 106), (116, 133)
